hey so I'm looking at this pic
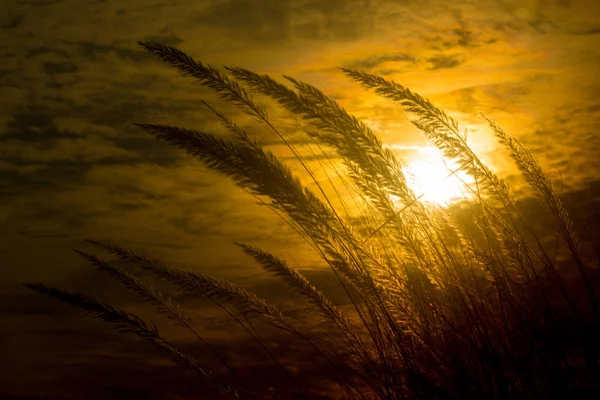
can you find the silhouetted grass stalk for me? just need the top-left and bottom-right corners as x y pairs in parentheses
(25, 41), (600, 399)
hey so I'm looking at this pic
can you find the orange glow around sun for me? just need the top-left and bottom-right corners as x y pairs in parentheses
(402, 147), (474, 206)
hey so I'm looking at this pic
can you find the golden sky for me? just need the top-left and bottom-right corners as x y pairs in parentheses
(2, 0), (600, 398)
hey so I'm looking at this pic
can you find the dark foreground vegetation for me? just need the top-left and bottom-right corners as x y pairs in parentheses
(27, 41), (600, 399)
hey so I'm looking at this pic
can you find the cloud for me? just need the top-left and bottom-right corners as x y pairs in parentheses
(192, 0), (291, 43)
(43, 61), (79, 75)
(187, 0), (428, 46)
(345, 53), (416, 70)
(65, 40), (150, 63)
(427, 54), (464, 70)
(0, 11), (23, 30)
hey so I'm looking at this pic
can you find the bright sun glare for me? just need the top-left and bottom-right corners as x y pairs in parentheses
(402, 147), (473, 206)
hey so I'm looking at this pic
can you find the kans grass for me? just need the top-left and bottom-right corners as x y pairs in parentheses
(26, 41), (600, 399)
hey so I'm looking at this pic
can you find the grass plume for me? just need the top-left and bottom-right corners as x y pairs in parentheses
(25, 41), (600, 399)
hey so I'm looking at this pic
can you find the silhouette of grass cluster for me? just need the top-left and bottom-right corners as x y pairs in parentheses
(26, 41), (600, 399)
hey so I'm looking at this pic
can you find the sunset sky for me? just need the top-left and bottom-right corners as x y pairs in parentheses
(2, 0), (600, 398)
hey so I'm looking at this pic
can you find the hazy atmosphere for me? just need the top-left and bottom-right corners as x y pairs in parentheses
(2, 0), (600, 399)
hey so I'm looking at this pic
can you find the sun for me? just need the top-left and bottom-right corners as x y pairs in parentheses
(402, 147), (473, 206)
